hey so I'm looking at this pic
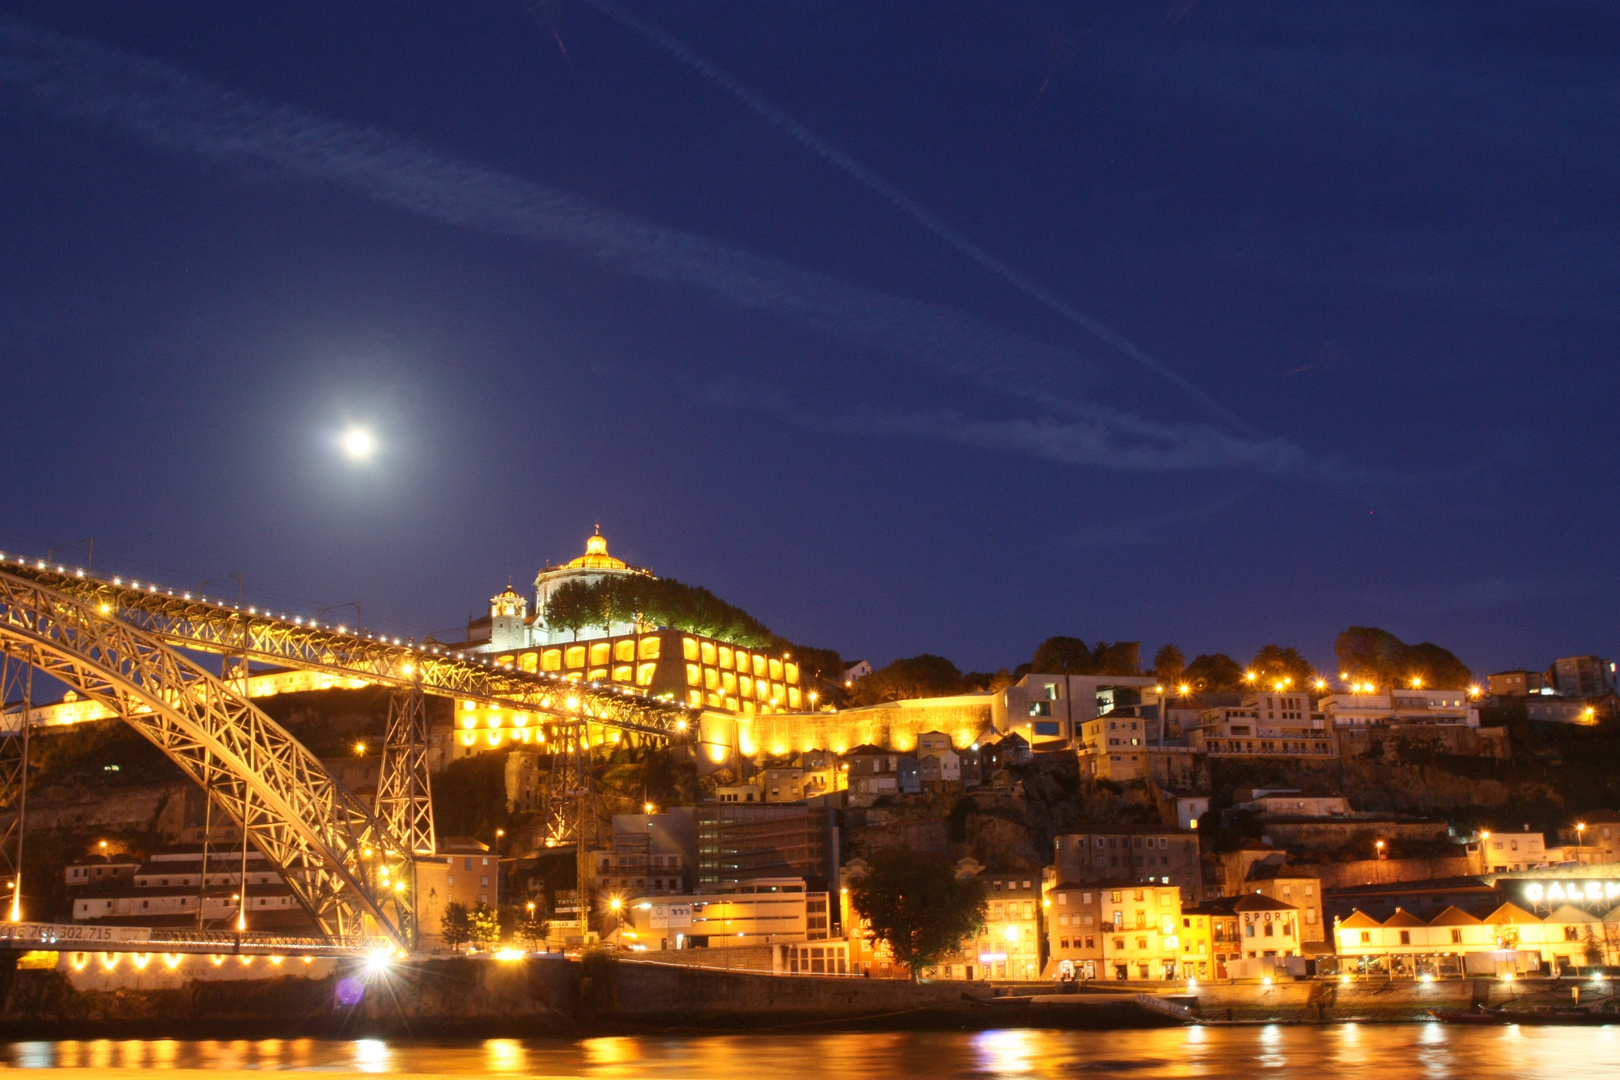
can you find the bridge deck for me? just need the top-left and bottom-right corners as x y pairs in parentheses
(0, 922), (376, 955)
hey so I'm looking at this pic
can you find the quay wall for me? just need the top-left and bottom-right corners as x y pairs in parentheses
(4, 951), (1609, 1035)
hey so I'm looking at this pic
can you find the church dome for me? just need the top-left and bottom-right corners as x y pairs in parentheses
(563, 527), (629, 571)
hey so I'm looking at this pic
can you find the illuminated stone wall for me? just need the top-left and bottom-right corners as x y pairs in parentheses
(722, 694), (995, 761)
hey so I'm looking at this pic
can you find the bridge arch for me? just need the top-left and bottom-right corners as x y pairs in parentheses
(0, 569), (410, 947)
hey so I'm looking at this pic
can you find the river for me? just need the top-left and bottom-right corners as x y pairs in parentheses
(2, 1025), (1619, 1078)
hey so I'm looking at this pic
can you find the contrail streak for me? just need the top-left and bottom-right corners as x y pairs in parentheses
(576, 0), (1255, 436)
(0, 19), (1304, 476)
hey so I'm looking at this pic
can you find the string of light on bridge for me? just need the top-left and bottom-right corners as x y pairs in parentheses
(0, 550), (685, 710)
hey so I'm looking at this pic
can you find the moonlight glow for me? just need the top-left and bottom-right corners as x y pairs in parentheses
(341, 428), (375, 459)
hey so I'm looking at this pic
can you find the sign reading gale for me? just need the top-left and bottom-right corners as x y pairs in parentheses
(1522, 880), (1620, 905)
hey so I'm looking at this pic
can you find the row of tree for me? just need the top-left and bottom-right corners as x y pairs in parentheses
(543, 574), (778, 647)
(540, 574), (846, 687)
(846, 627), (1476, 703)
(439, 900), (551, 952)
(1151, 629), (1473, 692)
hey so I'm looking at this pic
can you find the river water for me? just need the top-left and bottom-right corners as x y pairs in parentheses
(2, 1026), (1619, 1078)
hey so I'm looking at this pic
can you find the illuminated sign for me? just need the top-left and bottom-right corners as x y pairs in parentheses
(978, 952), (1008, 963)
(1523, 880), (1620, 905)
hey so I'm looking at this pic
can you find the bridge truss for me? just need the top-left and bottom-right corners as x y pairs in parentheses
(0, 556), (692, 947)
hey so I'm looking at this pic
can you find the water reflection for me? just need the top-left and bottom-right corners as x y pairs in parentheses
(3, 1027), (1620, 1077)
(484, 1037), (526, 1072)
(350, 1038), (391, 1073)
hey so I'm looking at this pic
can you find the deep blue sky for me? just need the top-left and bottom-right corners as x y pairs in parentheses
(1, 2), (1614, 677)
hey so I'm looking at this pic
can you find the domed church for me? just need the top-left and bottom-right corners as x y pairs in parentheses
(472, 527), (651, 652)
(448, 529), (805, 753)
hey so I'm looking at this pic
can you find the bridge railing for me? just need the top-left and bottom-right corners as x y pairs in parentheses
(0, 922), (384, 955)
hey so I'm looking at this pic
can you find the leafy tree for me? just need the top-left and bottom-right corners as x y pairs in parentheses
(1184, 653), (1243, 692)
(848, 655), (966, 705)
(1031, 637), (1140, 677)
(543, 574), (778, 648)
(431, 752), (512, 842)
(848, 848), (987, 980)
(1032, 636), (1093, 674)
(1335, 627), (1473, 689)
(440, 901), (472, 952)
(517, 905), (550, 950)
(1153, 645), (1186, 687)
(468, 901), (501, 951)
(961, 668), (1017, 692)
(1090, 641), (1141, 676)
(1249, 645), (1318, 690)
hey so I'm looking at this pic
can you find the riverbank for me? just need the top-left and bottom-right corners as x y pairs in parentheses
(2, 953), (1614, 1038)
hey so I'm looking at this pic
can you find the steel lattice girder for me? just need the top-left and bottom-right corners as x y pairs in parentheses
(0, 558), (689, 738)
(376, 686), (435, 858)
(0, 569), (411, 947)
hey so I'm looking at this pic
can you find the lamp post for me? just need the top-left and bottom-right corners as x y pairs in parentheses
(1577, 823), (1587, 863)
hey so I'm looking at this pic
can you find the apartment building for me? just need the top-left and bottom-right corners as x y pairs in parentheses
(1054, 826), (1205, 901)
(1184, 692), (1337, 758)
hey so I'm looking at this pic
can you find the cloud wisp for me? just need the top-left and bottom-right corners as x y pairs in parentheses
(0, 19), (1311, 476)
(573, 0), (1254, 436)
(701, 381), (1317, 475)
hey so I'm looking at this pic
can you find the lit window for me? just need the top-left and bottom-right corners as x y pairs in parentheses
(587, 668), (607, 681)
(612, 665), (633, 683)
(769, 658), (784, 681)
(753, 655), (767, 677)
(636, 662), (657, 687)
(686, 664), (702, 686)
(701, 641), (718, 666)
(722, 671), (737, 694)
(687, 689), (703, 708)
(566, 646), (586, 669)
(683, 638), (699, 661)
(740, 675), (754, 698)
(590, 642), (611, 667)
(519, 653), (537, 673)
(785, 662), (799, 684)
(542, 649), (562, 672)
(704, 669), (720, 691)
(638, 637), (661, 661)
(614, 639), (635, 663)
(718, 646), (734, 669)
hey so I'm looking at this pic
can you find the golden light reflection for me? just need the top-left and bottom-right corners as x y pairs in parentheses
(485, 1038), (527, 1072)
(583, 1036), (642, 1067)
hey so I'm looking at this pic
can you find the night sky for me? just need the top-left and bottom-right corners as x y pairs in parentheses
(1, 2), (1614, 677)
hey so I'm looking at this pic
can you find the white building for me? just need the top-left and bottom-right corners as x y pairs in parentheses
(994, 672), (1160, 751)
(1468, 830), (1550, 874)
(1184, 692), (1337, 758)
(1317, 689), (1479, 729)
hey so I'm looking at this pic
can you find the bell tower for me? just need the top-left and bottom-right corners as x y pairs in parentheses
(489, 582), (528, 650)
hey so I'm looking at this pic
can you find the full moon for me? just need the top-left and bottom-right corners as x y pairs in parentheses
(341, 427), (375, 459)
